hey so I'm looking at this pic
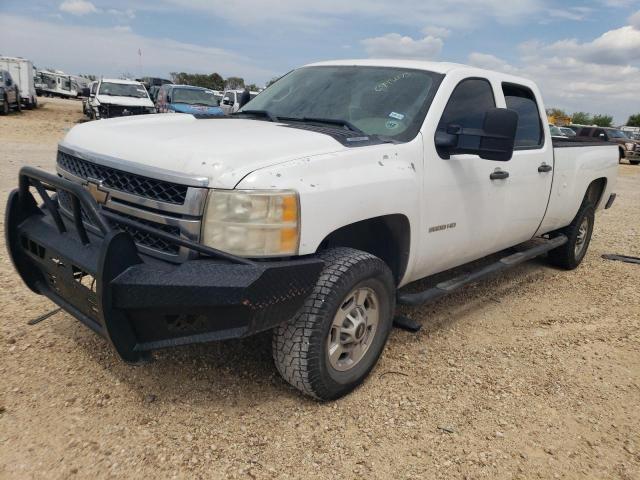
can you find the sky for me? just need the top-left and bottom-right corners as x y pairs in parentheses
(1, 0), (640, 123)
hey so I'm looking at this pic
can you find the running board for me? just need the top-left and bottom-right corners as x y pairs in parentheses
(397, 235), (568, 307)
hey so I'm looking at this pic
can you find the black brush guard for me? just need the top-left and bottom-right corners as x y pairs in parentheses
(6, 167), (323, 362)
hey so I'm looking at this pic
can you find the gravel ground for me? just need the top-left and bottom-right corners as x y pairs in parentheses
(1, 98), (639, 480)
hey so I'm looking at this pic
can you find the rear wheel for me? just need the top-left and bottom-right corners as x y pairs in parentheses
(272, 248), (395, 400)
(547, 202), (595, 270)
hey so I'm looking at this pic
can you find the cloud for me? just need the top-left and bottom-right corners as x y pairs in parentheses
(107, 8), (136, 20)
(422, 26), (451, 38)
(468, 18), (640, 124)
(546, 26), (640, 65)
(361, 33), (443, 59)
(545, 7), (592, 21)
(0, 14), (275, 83)
(113, 25), (132, 33)
(159, 0), (542, 28)
(59, 0), (98, 16)
(630, 10), (640, 29)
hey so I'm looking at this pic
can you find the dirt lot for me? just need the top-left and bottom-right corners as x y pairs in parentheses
(1, 98), (639, 480)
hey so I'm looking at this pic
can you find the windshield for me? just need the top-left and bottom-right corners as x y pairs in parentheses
(607, 129), (628, 138)
(172, 88), (219, 106)
(241, 66), (443, 141)
(99, 82), (149, 98)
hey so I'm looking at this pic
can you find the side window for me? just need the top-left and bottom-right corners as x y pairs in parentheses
(437, 78), (495, 152)
(502, 84), (543, 149)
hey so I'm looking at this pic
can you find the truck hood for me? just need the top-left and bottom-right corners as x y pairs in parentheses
(62, 114), (348, 188)
(95, 95), (154, 108)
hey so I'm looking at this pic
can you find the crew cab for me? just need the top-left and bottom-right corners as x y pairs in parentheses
(86, 78), (155, 120)
(6, 60), (618, 400)
(0, 69), (21, 115)
(577, 126), (640, 164)
(155, 84), (223, 116)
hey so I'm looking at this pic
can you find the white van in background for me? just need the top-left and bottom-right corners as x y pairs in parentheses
(0, 56), (37, 109)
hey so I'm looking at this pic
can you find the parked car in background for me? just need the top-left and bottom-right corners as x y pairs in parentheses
(0, 56), (37, 109)
(86, 78), (156, 119)
(7, 60), (619, 400)
(559, 127), (576, 137)
(577, 126), (640, 164)
(155, 84), (223, 116)
(219, 88), (259, 114)
(549, 125), (567, 139)
(0, 69), (21, 114)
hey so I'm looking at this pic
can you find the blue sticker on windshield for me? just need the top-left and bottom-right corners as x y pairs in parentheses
(389, 112), (404, 120)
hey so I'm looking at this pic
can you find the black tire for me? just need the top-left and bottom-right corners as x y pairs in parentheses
(15, 99), (21, 113)
(547, 202), (595, 270)
(1, 97), (8, 115)
(618, 148), (624, 163)
(630, 160), (640, 166)
(272, 248), (395, 400)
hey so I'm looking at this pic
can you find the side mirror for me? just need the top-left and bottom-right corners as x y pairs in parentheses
(166, 95), (172, 104)
(6, 78), (12, 86)
(81, 87), (90, 97)
(436, 108), (518, 161)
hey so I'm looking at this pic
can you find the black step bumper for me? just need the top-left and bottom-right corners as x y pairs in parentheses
(5, 167), (323, 362)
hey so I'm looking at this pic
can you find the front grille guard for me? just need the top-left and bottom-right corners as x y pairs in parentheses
(6, 167), (257, 362)
(16, 167), (254, 266)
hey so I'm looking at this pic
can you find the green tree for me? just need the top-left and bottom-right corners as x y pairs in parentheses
(169, 72), (224, 90)
(571, 112), (592, 125)
(225, 76), (245, 89)
(626, 114), (640, 127)
(266, 76), (281, 88)
(592, 114), (613, 127)
(246, 83), (259, 91)
(546, 108), (567, 118)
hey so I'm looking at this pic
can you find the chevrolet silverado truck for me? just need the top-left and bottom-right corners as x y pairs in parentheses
(86, 78), (156, 120)
(6, 60), (618, 400)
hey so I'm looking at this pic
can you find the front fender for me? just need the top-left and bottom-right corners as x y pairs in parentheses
(236, 138), (423, 278)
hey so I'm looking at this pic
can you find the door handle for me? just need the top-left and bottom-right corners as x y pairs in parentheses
(538, 163), (553, 173)
(490, 169), (510, 180)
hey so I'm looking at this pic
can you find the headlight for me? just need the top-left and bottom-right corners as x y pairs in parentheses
(625, 142), (635, 150)
(202, 189), (299, 257)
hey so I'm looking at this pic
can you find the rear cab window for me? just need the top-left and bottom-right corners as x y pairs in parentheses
(502, 83), (544, 149)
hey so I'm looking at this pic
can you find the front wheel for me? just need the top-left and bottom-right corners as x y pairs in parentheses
(272, 248), (395, 400)
(1, 97), (8, 115)
(547, 203), (595, 270)
(630, 160), (640, 166)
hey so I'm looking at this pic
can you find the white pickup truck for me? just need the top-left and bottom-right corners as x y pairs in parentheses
(7, 60), (618, 400)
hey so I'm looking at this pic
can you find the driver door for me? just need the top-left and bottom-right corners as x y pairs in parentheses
(416, 77), (511, 279)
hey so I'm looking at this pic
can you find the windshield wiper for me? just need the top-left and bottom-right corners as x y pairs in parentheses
(279, 116), (365, 135)
(234, 109), (279, 122)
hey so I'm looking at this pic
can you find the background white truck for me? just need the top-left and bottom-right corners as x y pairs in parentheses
(85, 78), (156, 119)
(0, 56), (37, 108)
(7, 60), (617, 400)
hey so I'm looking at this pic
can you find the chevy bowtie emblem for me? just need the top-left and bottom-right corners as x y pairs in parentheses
(85, 178), (109, 205)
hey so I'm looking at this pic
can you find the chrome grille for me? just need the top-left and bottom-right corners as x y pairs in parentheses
(57, 150), (188, 205)
(57, 191), (181, 255)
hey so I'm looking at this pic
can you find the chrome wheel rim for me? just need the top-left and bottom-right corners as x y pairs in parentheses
(574, 217), (590, 257)
(327, 287), (379, 372)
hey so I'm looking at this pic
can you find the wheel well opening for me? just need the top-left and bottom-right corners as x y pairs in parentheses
(318, 215), (410, 285)
(584, 178), (607, 208)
